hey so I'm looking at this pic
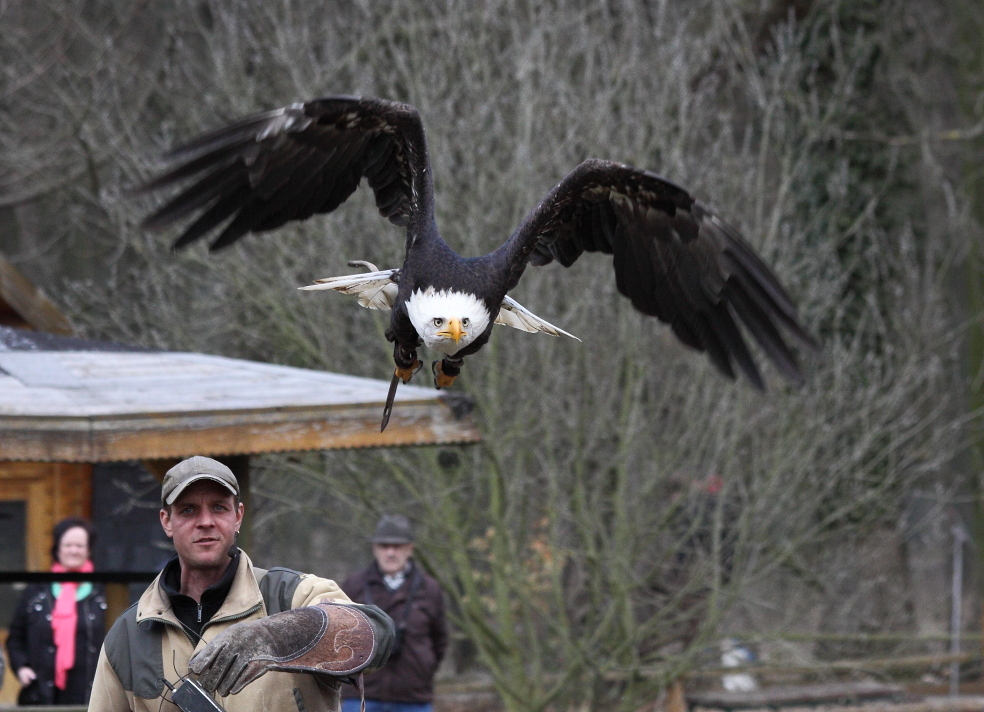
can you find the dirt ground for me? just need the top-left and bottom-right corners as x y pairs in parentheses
(690, 698), (984, 712)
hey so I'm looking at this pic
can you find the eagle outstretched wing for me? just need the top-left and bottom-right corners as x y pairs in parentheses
(500, 159), (816, 388)
(134, 96), (432, 252)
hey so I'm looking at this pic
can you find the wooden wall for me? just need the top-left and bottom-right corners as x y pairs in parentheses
(0, 461), (91, 571)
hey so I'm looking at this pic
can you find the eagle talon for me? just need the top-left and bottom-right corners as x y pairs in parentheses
(432, 360), (457, 389)
(394, 359), (422, 384)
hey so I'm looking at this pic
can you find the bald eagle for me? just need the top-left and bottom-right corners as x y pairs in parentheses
(137, 96), (816, 430)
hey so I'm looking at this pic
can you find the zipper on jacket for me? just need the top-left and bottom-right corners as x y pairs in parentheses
(141, 601), (263, 647)
(142, 614), (200, 646)
(201, 602), (263, 635)
(197, 603), (202, 623)
(85, 594), (95, 696)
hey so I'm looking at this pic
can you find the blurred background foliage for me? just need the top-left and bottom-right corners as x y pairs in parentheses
(2, 0), (984, 709)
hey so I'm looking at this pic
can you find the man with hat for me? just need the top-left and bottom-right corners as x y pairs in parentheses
(89, 456), (394, 712)
(340, 515), (448, 712)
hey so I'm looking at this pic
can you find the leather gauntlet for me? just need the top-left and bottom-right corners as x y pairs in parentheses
(189, 601), (394, 696)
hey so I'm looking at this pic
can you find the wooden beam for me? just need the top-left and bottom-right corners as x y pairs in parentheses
(104, 582), (131, 632)
(141, 458), (181, 483)
(0, 254), (72, 335)
(0, 401), (481, 462)
(685, 682), (905, 711)
(0, 300), (31, 330)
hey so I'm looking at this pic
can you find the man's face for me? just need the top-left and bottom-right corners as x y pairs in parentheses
(373, 543), (414, 575)
(160, 480), (243, 572)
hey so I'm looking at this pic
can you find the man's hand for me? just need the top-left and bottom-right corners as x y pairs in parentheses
(189, 601), (393, 696)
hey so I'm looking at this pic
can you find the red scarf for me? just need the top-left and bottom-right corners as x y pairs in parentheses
(50, 560), (94, 690)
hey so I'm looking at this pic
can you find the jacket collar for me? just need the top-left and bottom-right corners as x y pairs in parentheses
(370, 558), (414, 584)
(365, 559), (419, 608)
(136, 551), (264, 626)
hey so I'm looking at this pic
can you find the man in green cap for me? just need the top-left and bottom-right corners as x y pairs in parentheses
(89, 456), (394, 712)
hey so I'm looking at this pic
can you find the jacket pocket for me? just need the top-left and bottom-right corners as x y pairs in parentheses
(18, 681), (44, 706)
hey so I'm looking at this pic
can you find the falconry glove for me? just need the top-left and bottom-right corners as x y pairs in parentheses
(189, 601), (393, 696)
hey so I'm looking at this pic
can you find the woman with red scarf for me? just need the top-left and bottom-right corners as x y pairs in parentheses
(6, 518), (107, 706)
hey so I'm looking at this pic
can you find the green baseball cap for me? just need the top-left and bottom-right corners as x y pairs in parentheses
(162, 456), (239, 507)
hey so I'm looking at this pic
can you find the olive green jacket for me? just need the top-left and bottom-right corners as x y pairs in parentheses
(89, 553), (373, 712)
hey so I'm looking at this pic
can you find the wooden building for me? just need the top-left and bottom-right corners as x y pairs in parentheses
(0, 326), (480, 557)
(0, 256), (480, 704)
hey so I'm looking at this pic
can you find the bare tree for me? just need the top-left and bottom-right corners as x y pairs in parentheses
(1, 1), (981, 710)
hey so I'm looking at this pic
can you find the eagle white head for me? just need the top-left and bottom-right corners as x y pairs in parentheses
(406, 287), (491, 355)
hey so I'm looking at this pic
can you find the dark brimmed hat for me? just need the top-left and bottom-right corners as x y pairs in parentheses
(162, 456), (239, 506)
(370, 514), (414, 544)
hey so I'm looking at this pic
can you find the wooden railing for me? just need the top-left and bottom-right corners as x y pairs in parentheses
(0, 570), (159, 631)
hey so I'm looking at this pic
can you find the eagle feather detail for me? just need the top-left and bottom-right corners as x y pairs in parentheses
(300, 269), (399, 310)
(495, 296), (580, 340)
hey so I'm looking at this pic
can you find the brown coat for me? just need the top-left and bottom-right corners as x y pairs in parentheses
(341, 562), (448, 703)
(88, 553), (360, 712)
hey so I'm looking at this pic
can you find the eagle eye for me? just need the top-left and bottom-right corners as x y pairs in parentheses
(462, 318), (470, 327)
(433, 318), (444, 327)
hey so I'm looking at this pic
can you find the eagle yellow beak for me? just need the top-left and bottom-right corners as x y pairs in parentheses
(438, 318), (465, 343)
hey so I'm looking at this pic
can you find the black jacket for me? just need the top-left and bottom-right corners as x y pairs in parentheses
(6, 583), (107, 706)
(341, 561), (448, 703)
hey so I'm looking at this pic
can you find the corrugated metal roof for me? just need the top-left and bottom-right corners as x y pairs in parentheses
(0, 325), (150, 353)
(0, 327), (480, 461)
(0, 351), (438, 415)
